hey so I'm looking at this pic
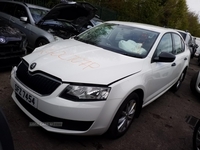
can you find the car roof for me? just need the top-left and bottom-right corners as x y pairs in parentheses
(106, 21), (179, 34)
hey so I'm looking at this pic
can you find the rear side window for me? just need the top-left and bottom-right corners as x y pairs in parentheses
(172, 33), (185, 54)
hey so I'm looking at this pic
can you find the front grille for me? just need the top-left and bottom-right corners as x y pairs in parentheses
(16, 94), (93, 131)
(16, 60), (62, 95)
(0, 41), (23, 56)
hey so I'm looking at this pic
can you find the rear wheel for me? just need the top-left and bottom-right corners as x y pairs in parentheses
(193, 120), (200, 150)
(107, 92), (139, 139)
(36, 38), (49, 48)
(171, 70), (186, 92)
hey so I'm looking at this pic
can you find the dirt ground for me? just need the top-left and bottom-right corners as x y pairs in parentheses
(0, 58), (200, 150)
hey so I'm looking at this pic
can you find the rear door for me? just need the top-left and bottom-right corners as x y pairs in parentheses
(171, 33), (187, 78)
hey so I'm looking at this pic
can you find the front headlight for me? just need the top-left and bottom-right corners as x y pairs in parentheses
(59, 85), (111, 101)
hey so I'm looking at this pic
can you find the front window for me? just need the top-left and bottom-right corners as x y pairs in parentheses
(29, 7), (49, 23)
(75, 23), (159, 58)
(155, 33), (172, 57)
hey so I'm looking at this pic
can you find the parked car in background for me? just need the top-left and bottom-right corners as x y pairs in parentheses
(190, 70), (200, 150)
(0, 0), (51, 50)
(177, 30), (196, 59)
(0, 18), (27, 68)
(191, 36), (199, 58)
(190, 71), (200, 95)
(0, 0), (97, 50)
(10, 21), (190, 138)
(195, 37), (200, 56)
(37, 2), (97, 39)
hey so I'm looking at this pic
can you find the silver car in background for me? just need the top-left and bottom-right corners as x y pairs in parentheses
(0, 0), (54, 50)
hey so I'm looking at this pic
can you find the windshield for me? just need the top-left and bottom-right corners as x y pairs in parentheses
(29, 8), (49, 23)
(75, 23), (159, 58)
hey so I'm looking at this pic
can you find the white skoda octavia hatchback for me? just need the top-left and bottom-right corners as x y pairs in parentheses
(10, 21), (190, 138)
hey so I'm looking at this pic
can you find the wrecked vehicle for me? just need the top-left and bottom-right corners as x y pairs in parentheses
(10, 21), (190, 138)
(0, 19), (27, 68)
(0, 1), (97, 50)
(37, 2), (97, 39)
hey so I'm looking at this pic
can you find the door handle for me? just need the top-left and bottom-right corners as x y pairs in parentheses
(171, 63), (176, 66)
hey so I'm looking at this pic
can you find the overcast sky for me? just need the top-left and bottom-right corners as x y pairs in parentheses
(186, 0), (200, 19)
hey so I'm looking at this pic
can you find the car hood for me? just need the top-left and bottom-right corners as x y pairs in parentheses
(38, 2), (97, 29)
(23, 39), (143, 85)
(0, 22), (22, 38)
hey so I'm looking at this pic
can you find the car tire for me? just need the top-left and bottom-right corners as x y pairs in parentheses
(36, 38), (49, 48)
(193, 120), (200, 150)
(198, 56), (200, 66)
(171, 70), (186, 92)
(190, 72), (200, 95)
(107, 92), (139, 139)
(0, 108), (14, 150)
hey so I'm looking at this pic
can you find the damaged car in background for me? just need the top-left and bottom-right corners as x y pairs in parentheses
(0, 0), (97, 50)
(37, 1), (97, 39)
(0, 19), (27, 68)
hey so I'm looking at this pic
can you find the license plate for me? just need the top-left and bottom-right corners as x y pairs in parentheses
(15, 84), (38, 108)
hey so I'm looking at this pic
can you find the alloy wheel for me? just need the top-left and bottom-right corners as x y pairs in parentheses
(117, 99), (136, 133)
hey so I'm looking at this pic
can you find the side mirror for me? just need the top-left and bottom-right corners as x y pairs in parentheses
(20, 17), (28, 22)
(153, 52), (176, 63)
(87, 25), (93, 29)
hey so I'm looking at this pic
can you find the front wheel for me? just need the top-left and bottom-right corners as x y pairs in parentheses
(107, 92), (139, 139)
(193, 120), (200, 150)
